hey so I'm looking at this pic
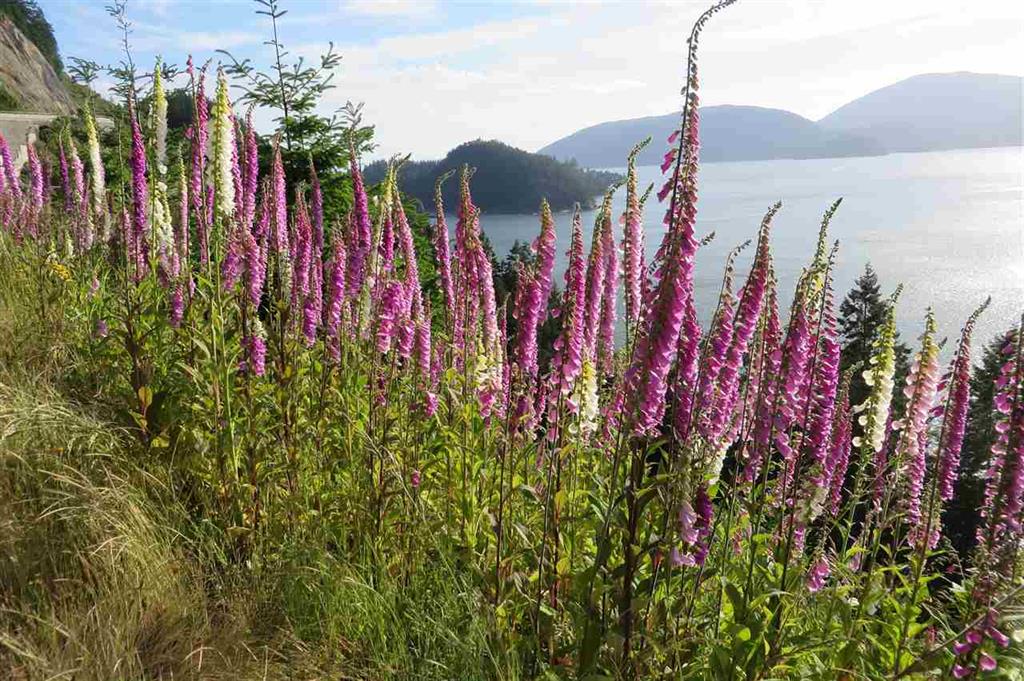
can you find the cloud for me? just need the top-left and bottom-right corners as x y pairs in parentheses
(340, 0), (437, 19)
(172, 30), (261, 52)
(60, 0), (1020, 161)
(329, 13), (552, 66)
(136, 0), (172, 18)
(317, 0), (1020, 162)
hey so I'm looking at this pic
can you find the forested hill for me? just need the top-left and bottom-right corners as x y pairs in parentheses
(365, 140), (621, 214)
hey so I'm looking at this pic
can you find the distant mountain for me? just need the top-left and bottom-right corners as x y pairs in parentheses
(539, 72), (1022, 168)
(539, 106), (881, 168)
(366, 140), (622, 214)
(818, 72), (1022, 153)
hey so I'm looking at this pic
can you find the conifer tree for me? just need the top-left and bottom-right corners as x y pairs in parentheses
(838, 263), (911, 415)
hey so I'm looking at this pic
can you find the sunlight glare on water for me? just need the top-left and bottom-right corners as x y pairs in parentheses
(457, 146), (1023, 352)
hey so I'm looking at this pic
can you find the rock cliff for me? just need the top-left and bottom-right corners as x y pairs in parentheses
(0, 15), (72, 113)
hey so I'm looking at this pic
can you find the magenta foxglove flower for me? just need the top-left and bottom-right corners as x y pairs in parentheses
(951, 664), (970, 679)
(189, 61), (209, 265)
(474, 209), (501, 359)
(694, 245), (742, 441)
(744, 283), (783, 484)
(693, 485), (713, 565)
(58, 140), (72, 212)
(512, 200), (556, 382)
(624, 80), (700, 437)
(394, 195), (425, 363)
(127, 95), (150, 276)
(706, 205), (779, 445)
(826, 372), (854, 515)
(396, 300), (416, 361)
(901, 312), (941, 542)
(292, 193), (313, 313)
(68, 141), (90, 250)
(952, 639), (974, 656)
(246, 330), (267, 377)
(27, 144), (43, 211)
(550, 209), (587, 400)
(622, 138), (650, 329)
(221, 230), (244, 291)
(806, 556), (830, 593)
(795, 277), (841, 524)
(433, 173), (455, 319)
(938, 300), (989, 501)
(0, 132), (20, 199)
(70, 144), (86, 207)
(671, 280), (703, 443)
(452, 167), (482, 365)
(270, 142), (289, 258)
(988, 625), (1010, 648)
(723, 280), (772, 450)
(378, 211), (395, 276)
(242, 111), (259, 230)
(424, 391), (438, 417)
(169, 283), (185, 327)
(597, 202), (619, 376)
(176, 157), (190, 269)
(678, 500), (698, 546)
(673, 484), (713, 567)
(582, 198), (609, 361)
(346, 150), (371, 301)
(415, 308), (432, 381)
(978, 322), (1024, 558)
(771, 297), (814, 497)
(376, 280), (405, 354)
(325, 231), (347, 351)
(245, 194), (269, 308)
(23, 144), (44, 238)
(303, 233), (323, 347)
(394, 196), (422, 312)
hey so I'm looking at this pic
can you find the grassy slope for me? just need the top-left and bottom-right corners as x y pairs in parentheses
(0, 249), (506, 680)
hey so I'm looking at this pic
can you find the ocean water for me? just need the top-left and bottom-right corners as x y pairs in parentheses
(452, 146), (1023, 353)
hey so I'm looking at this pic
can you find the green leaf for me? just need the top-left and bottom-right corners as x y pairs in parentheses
(728, 623), (751, 642)
(724, 583), (745, 617)
(137, 385), (153, 410)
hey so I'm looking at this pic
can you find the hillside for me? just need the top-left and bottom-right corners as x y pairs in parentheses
(0, 14), (71, 112)
(539, 72), (1022, 168)
(818, 72), (1022, 153)
(539, 105), (880, 168)
(366, 139), (622, 214)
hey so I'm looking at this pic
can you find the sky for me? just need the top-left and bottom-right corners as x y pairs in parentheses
(39, 0), (1024, 160)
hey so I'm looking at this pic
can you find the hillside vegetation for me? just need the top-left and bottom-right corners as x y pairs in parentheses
(0, 1), (1022, 679)
(366, 139), (622, 213)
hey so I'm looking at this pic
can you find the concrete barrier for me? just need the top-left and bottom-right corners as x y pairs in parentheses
(0, 111), (115, 172)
